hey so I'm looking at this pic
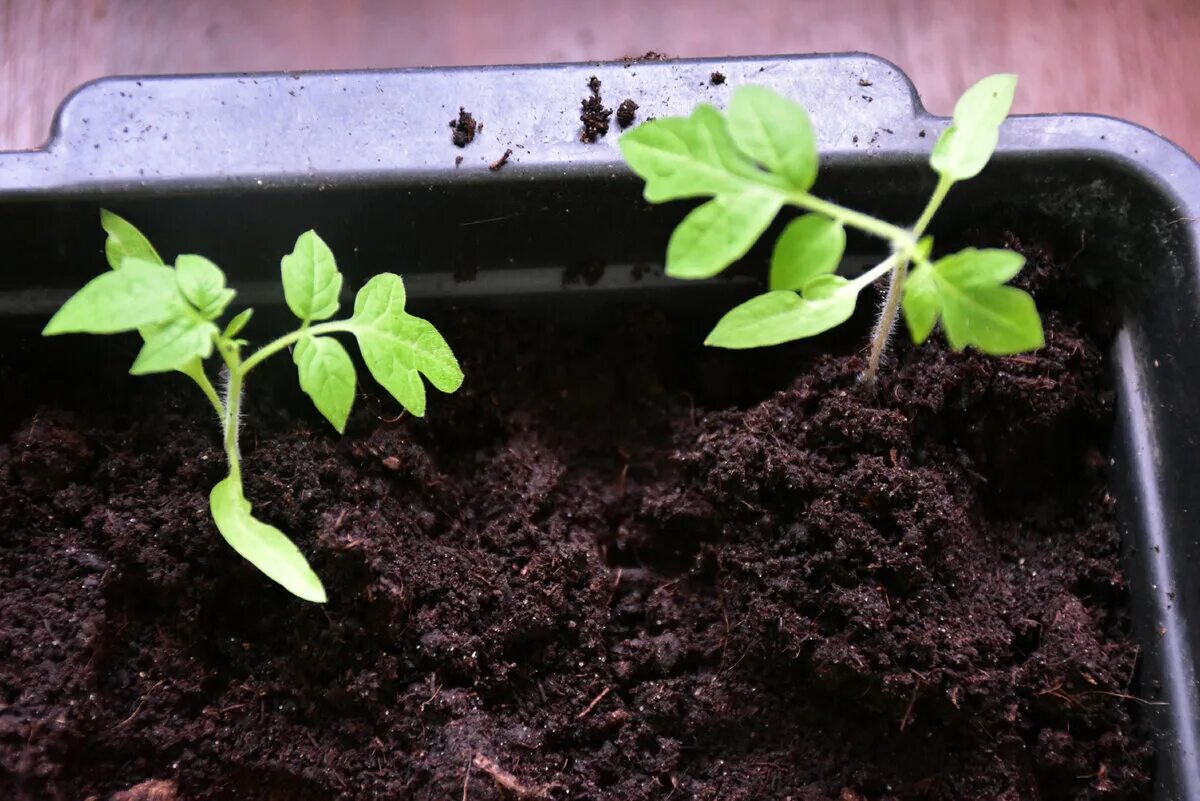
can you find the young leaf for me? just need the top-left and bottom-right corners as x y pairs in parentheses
(618, 104), (768, 202)
(933, 247), (1024, 287)
(705, 276), (859, 349)
(348, 274), (464, 417)
(130, 315), (218, 375)
(100, 209), (163, 270)
(769, 214), (845, 291)
(938, 284), (1044, 354)
(727, 85), (818, 190)
(666, 191), (782, 279)
(902, 263), (941, 344)
(223, 308), (254, 339)
(281, 230), (343, 322)
(176, 254), (235, 320)
(295, 336), (357, 433)
(930, 74), (1017, 181)
(908, 247), (1044, 354)
(210, 475), (327, 603)
(43, 260), (181, 335)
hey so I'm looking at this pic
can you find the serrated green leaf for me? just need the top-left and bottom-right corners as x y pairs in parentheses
(210, 475), (326, 603)
(938, 284), (1044, 354)
(281, 230), (343, 322)
(176, 254), (235, 319)
(618, 104), (770, 203)
(930, 74), (1017, 181)
(348, 274), (464, 417)
(666, 191), (782, 279)
(295, 335), (356, 433)
(223, 308), (254, 339)
(100, 209), (164, 270)
(769, 214), (845, 291)
(902, 263), (941, 344)
(934, 248), (1025, 288)
(44, 260), (181, 335)
(727, 85), (818, 190)
(705, 278), (859, 349)
(130, 314), (218, 375)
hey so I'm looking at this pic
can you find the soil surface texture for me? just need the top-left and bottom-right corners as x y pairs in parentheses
(0, 232), (1150, 800)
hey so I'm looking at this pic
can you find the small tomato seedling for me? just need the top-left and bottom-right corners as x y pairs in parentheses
(619, 75), (1045, 381)
(44, 212), (465, 602)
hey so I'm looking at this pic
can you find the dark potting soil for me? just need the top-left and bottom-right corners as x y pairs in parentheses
(0, 231), (1150, 800)
(580, 77), (612, 143)
(450, 108), (479, 148)
(617, 99), (639, 130)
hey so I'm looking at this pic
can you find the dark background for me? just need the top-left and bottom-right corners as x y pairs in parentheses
(1, 0), (1197, 156)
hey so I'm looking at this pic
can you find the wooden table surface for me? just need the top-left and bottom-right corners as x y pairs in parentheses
(2, 0), (1198, 157)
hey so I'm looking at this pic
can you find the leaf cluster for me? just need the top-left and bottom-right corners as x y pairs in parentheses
(619, 75), (1043, 355)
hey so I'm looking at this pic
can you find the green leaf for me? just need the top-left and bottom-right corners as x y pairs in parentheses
(938, 284), (1044, 354)
(223, 308), (254, 339)
(43, 260), (181, 335)
(100, 209), (164, 270)
(210, 475), (327, 603)
(727, 85), (818, 190)
(281, 230), (343, 322)
(348, 274), (464, 417)
(934, 248), (1025, 288)
(666, 191), (782, 279)
(618, 104), (768, 202)
(930, 74), (1017, 181)
(295, 335), (356, 433)
(902, 263), (941, 344)
(769, 214), (845, 291)
(705, 278), (858, 349)
(130, 315), (218, 375)
(176, 254), (235, 320)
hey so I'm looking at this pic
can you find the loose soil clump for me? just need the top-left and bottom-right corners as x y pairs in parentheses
(579, 77), (612, 143)
(449, 107), (478, 148)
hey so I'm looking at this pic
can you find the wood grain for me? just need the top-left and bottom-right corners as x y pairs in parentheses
(2, 0), (1198, 155)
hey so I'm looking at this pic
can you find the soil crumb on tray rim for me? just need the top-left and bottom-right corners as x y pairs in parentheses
(579, 76), (612, 143)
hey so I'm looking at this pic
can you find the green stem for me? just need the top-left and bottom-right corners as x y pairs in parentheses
(237, 320), (351, 377)
(861, 175), (956, 384)
(217, 340), (244, 483)
(788, 191), (917, 249)
(182, 359), (225, 419)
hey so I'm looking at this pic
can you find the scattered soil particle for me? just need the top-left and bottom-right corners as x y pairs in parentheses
(488, 148), (513, 171)
(0, 227), (1152, 800)
(709, 71), (726, 85)
(858, 78), (873, 87)
(919, 129), (927, 138)
(622, 51), (670, 63)
(449, 107), (478, 148)
(562, 258), (606, 286)
(616, 99), (639, 129)
(579, 76), (612, 143)
(454, 155), (463, 167)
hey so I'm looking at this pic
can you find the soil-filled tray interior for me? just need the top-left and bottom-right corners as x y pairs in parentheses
(0, 214), (1155, 799)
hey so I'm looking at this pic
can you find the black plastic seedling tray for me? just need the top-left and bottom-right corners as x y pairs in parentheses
(0, 54), (1197, 799)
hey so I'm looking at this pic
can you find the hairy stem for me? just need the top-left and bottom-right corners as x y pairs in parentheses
(182, 359), (225, 419)
(861, 175), (955, 384)
(238, 320), (351, 377)
(788, 191), (918, 249)
(217, 341), (244, 483)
